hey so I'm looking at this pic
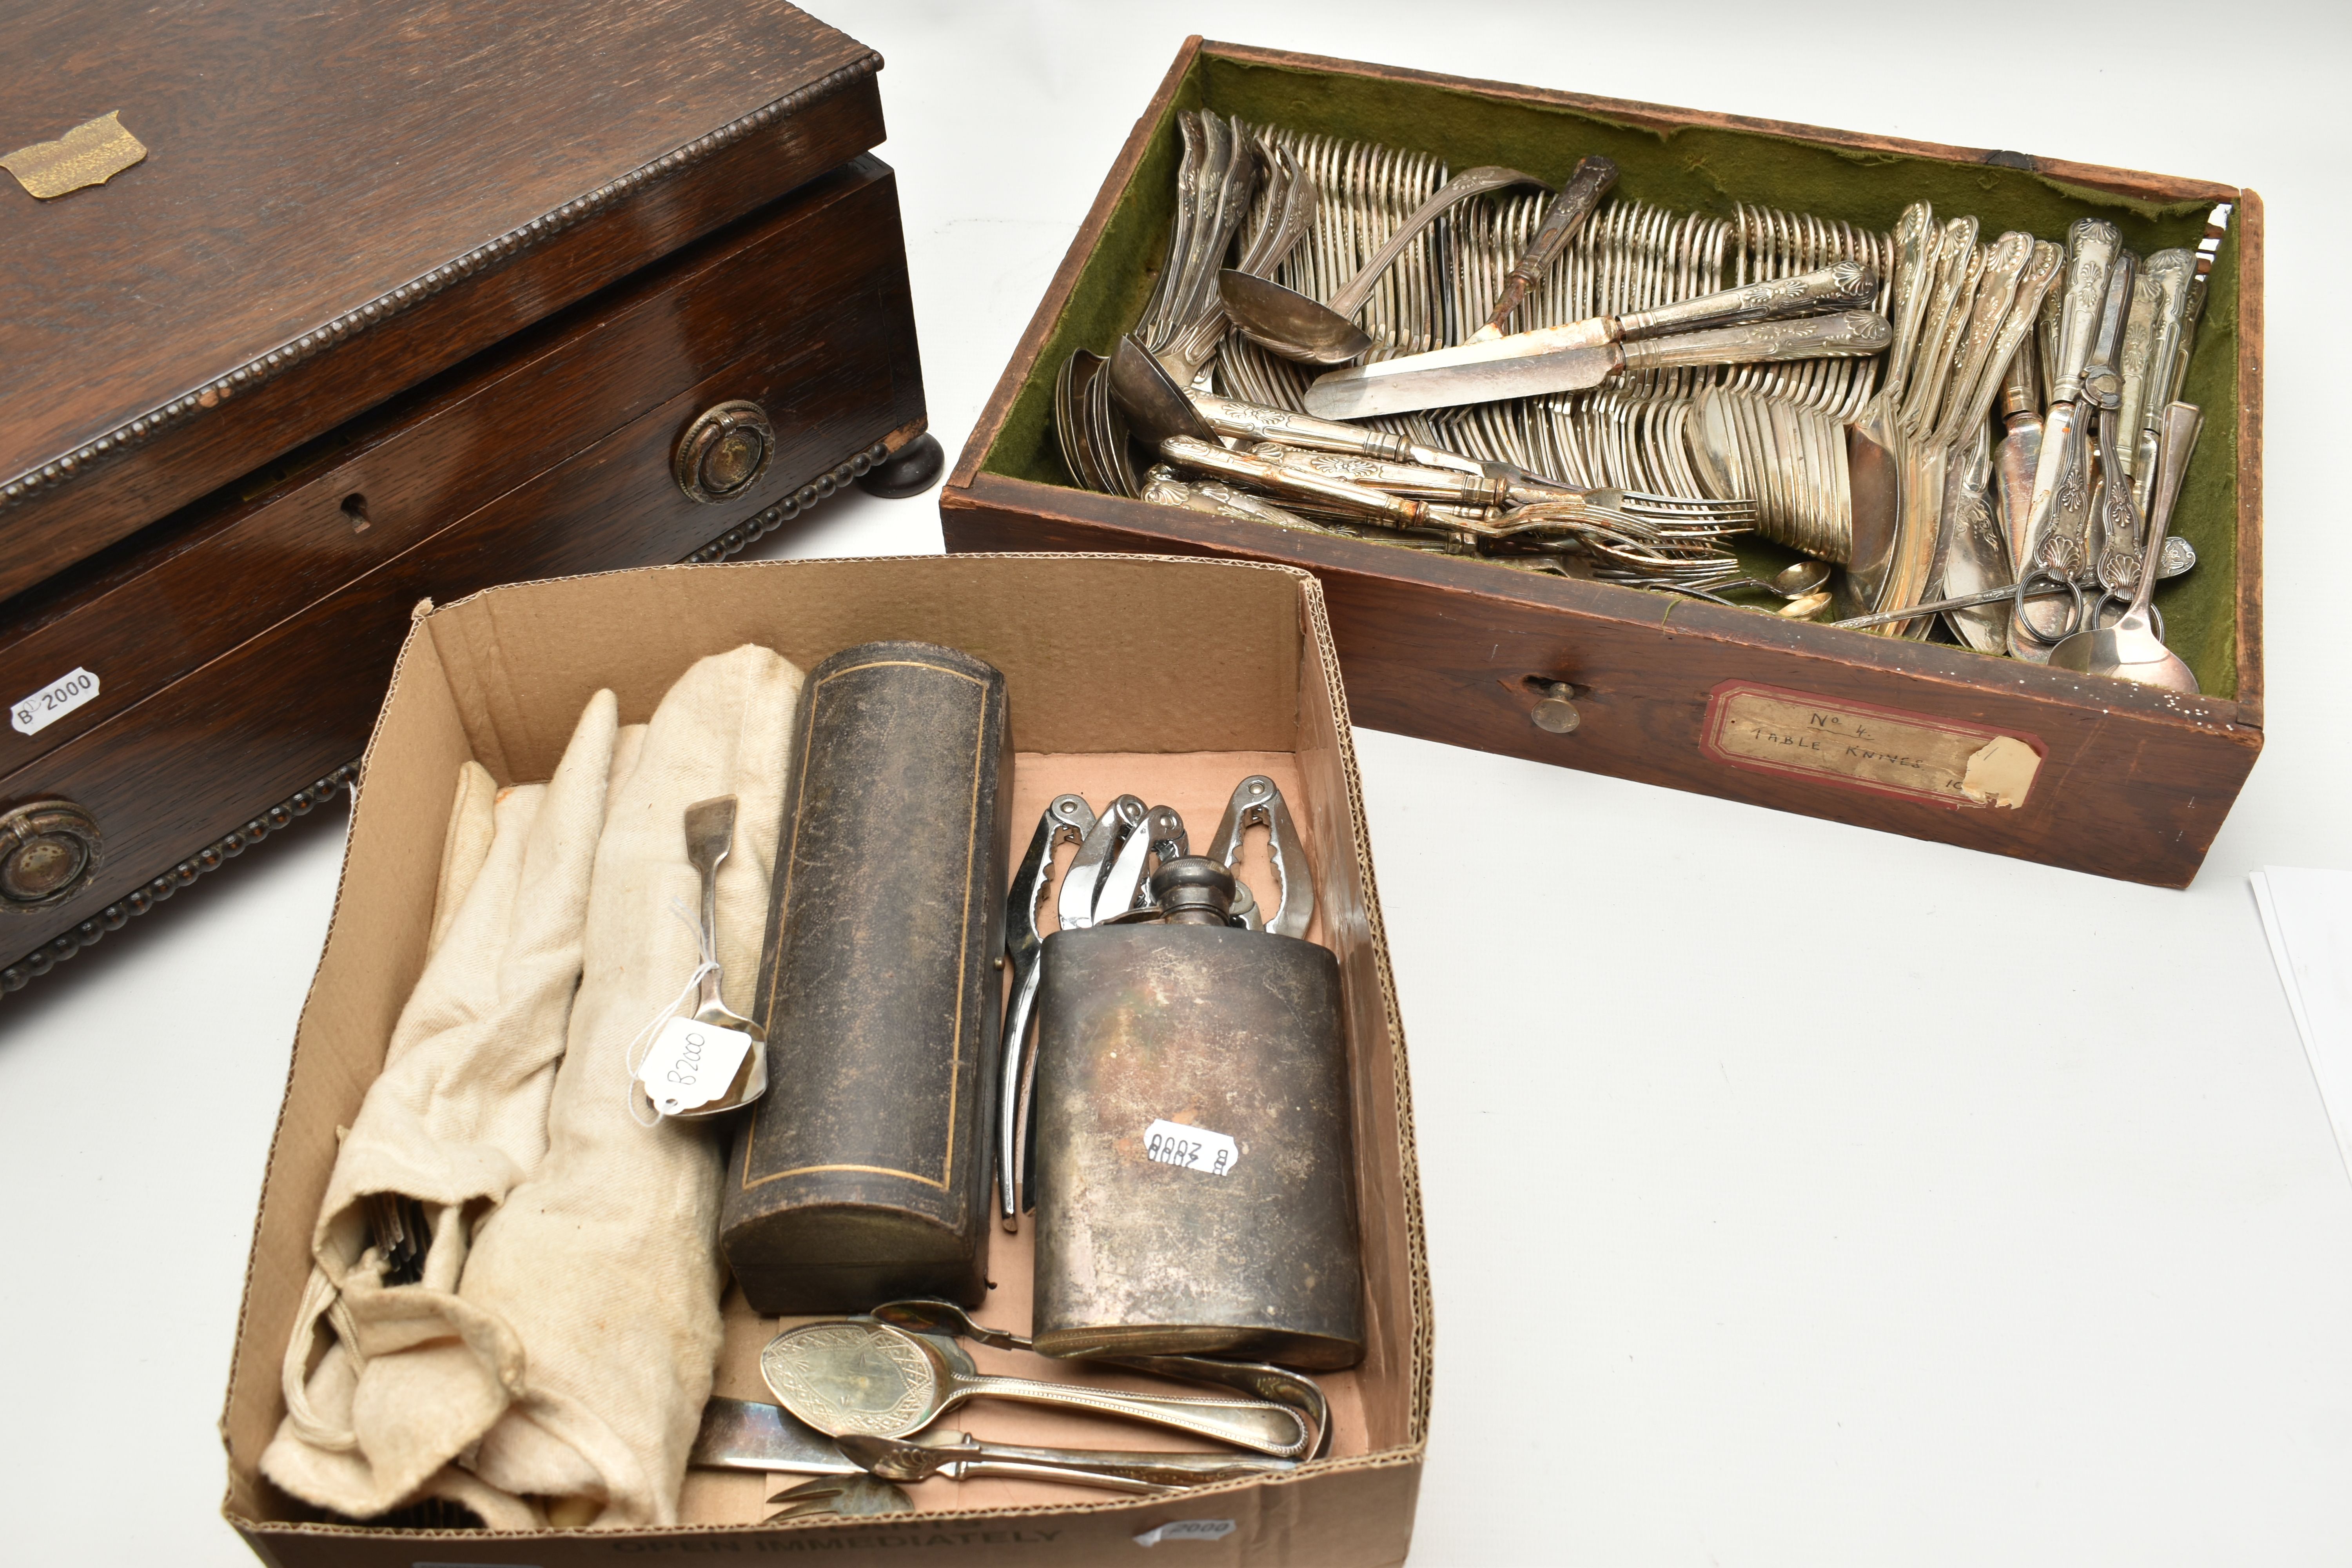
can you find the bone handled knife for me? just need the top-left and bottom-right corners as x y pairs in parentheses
(1302, 266), (1880, 419)
(1305, 309), (1891, 419)
(1465, 154), (1617, 343)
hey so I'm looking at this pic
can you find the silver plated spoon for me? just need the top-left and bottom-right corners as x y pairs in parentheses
(760, 1319), (1313, 1458)
(2047, 401), (2201, 690)
(869, 1297), (1333, 1458)
(1216, 165), (1548, 364)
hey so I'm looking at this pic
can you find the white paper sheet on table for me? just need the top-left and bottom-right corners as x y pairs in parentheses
(2250, 866), (2352, 1185)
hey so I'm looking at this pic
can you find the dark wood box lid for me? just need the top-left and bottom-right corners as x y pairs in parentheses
(0, 0), (882, 602)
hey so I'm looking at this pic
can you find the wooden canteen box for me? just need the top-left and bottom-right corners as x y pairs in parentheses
(939, 38), (2263, 888)
(0, 0), (941, 993)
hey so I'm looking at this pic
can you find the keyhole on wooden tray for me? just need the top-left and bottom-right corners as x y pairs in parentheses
(341, 493), (370, 534)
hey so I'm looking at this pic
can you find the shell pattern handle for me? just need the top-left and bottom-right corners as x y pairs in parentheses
(1618, 311), (1893, 373)
(1476, 155), (1618, 335)
(1160, 435), (1430, 526)
(1616, 261), (1879, 343)
(955, 1372), (1314, 1457)
(2051, 218), (2121, 404)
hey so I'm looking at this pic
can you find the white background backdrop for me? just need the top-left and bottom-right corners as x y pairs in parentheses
(4, 3), (2348, 1563)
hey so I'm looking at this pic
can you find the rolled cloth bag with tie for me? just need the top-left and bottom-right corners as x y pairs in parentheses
(457, 643), (802, 1526)
(260, 692), (619, 1524)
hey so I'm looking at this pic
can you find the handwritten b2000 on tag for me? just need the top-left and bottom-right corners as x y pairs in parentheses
(637, 1014), (753, 1118)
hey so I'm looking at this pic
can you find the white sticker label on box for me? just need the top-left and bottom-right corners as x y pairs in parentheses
(11, 667), (98, 736)
(636, 1015), (753, 1117)
(1143, 1118), (1239, 1176)
(1135, 1519), (1236, 1548)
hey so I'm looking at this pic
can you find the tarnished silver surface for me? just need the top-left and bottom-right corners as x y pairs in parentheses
(2013, 250), (2140, 655)
(839, 1433), (1296, 1492)
(868, 1296), (1335, 1458)
(760, 1319), (1314, 1455)
(1463, 154), (1618, 342)
(662, 795), (768, 1119)
(1302, 265), (1880, 419)
(1000, 793), (1097, 1231)
(2047, 399), (2201, 690)
(1031, 859), (1361, 1371)
(1220, 164), (1546, 363)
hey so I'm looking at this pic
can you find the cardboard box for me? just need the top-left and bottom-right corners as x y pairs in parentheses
(219, 554), (1429, 1566)
(940, 38), (2265, 888)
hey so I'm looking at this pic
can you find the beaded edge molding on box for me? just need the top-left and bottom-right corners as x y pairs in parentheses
(0, 55), (883, 515)
(0, 439), (890, 997)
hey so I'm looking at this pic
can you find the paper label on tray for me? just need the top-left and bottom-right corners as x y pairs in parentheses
(1700, 681), (2043, 810)
(638, 1015), (752, 1117)
(1135, 1519), (1236, 1547)
(1143, 1118), (1239, 1176)
(11, 667), (98, 736)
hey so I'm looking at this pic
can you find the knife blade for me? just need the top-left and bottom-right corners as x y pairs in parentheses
(691, 1396), (971, 1476)
(1301, 264), (1878, 420)
(1304, 308), (1891, 421)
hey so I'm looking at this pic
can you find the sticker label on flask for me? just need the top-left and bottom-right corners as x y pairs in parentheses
(1700, 681), (2044, 810)
(1135, 1519), (1236, 1547)
(11, 666), (99, 735)
(1143, 1119), (1239, 1176)
(637, 1015), (753, 1117)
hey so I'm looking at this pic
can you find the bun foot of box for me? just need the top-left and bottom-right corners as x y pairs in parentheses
(857, 431), (943, 498)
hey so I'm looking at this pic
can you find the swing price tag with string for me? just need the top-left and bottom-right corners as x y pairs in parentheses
(638, 1015), (757, 1118)
(626, 795), (770, 1123)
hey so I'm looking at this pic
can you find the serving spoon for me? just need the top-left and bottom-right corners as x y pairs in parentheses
(1216, 164), (1551, 364)
(760, 1319), (1313, 1457)
(870, 1297), (1333, 1457)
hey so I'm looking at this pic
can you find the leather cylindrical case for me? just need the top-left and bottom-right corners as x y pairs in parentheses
(1030, 922), (1364, 1370)
(720, 640), (1011, 1313)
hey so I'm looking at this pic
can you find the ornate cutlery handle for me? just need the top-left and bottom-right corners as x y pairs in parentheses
(1190, 393), (1490, 477)
(1191, 394), (1412, 463)
(1616, 262), (1878, 342)
(1249, 442), (1504, 506)
(1328, 164), (1548, 318)
(956, 1372), (1314, 1457)
(1472, 155), (1617, 338)
(1618, 311), (1892, 372)
(1160, 435), (1432, 526)
(952, 1440), (1298, 1486)
(2051, 218), (2121, 404)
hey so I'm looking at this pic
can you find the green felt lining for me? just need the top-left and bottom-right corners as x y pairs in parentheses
(980, 50), (2242, 697)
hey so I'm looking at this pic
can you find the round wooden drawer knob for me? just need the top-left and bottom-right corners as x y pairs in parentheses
(674, 399), (777, 504)
(0, 799), (101, 908)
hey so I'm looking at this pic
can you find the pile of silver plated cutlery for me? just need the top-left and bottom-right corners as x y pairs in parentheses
(1050, 111), (2229, 689)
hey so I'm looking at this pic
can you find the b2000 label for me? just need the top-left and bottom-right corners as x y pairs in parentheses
(11, 667), (99, 736)
(1142, 1118), (1240, 1176)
